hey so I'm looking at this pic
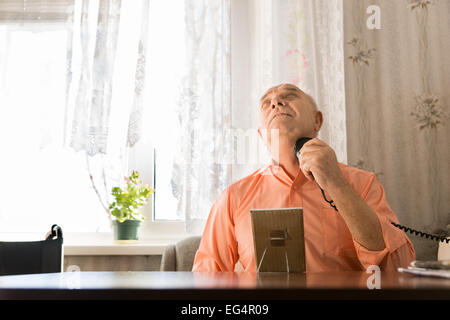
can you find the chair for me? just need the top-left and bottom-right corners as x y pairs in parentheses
(160, 236), (201, 271)
(0, 224), (63, 276)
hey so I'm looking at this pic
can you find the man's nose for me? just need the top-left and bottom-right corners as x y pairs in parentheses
(271, 98), (285, 109)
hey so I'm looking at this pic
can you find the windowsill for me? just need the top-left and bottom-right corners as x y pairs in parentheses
(63, 232), (190, 256)
(63, 239), (174, 256)
(0, 231), (196, 256)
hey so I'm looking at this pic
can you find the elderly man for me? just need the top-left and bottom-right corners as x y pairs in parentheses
(193, 83), (415, 272)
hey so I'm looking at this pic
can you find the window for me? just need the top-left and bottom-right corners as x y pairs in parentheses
(139, 0), (186, 221)
(0, 4), (110, 233)
(0, 0), (232, 236)
(0, 0), (188, 236)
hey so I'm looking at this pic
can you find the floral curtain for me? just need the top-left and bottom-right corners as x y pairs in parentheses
(343, 0), (450, 260)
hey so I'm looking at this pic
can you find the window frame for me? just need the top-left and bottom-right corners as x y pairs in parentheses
(127, 139), (190, 241)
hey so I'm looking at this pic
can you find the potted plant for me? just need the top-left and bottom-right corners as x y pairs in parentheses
(109, 170), (154, 242)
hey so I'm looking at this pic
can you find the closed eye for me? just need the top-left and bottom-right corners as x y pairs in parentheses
(261, 99), (271, 109)
(283, 93), (299, 100)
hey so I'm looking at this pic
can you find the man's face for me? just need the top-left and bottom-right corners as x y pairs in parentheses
(259, 85), (320, 145)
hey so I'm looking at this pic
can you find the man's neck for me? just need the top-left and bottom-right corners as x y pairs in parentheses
(272, 137), (302, 181)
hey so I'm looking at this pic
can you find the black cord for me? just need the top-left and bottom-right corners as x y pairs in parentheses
(390, 222), (450, 244)
(318, 185), (449, 244)
(319, 186), (338, 212)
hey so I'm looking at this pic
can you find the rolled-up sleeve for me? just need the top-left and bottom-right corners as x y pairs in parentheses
(192, 187), (238, 272)
(353, 173), (416, 270)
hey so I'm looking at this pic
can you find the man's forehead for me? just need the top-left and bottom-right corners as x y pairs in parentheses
(260, 84), (318, 111)
(260, 85), (304, 101)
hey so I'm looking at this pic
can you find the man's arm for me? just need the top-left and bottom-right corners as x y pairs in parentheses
(343, 171), (415, 269)
(299, 138), (385, 251)
(300, 138), (415, 270)
(300, 139), (415, 270)
(326, 178), (386, 251)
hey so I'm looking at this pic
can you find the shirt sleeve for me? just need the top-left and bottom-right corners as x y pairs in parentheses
(352, 173), (416, 271)
(192, 187), (238, 272)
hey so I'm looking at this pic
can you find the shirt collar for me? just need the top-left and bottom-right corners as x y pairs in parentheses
(264, 160), (308, 187)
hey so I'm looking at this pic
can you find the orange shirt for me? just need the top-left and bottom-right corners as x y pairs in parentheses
(192, 163), (416, 272)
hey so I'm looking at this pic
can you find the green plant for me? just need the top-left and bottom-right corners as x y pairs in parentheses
(109, 170), (154, 223)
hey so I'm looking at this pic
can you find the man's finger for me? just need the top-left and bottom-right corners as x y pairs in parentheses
(303, 137), (324, 146)
(297, 145), (324, 158)
(298, 138), (326, 150)
(299, 157), (315, 181)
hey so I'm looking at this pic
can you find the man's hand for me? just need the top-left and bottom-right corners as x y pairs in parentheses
(298, 138), (386, 251)
(297, 138), (346, 191)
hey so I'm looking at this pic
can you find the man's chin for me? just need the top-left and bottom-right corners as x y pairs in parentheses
(268, 124), (294, 135)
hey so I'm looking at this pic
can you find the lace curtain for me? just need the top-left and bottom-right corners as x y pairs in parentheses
(69, 0), (122, 156)
(286, 0), (347, 164)
(171, 0), (232, 234)
(65, 0), (150, 227)
(236, 0), (347, 165)
(172, 0), (346, 233)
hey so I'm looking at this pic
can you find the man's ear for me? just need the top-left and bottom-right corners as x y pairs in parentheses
(314, 111), (323, 133)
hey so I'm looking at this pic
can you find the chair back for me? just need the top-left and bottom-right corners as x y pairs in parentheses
(160, 236), (201, 271)
(0, 224), (63, 276)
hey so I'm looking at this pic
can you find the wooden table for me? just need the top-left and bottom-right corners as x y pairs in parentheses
(0, 271), (449, 300)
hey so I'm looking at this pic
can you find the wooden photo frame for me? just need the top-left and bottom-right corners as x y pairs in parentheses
(250, 207), (306, 273)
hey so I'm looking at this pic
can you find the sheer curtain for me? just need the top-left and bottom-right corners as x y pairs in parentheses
(171, 0), (232, 234)
(171, 0), (346, 233)
(65, 0), (150, 229)
(247, 0), (346, 162)
(230, 0), (347, 183)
